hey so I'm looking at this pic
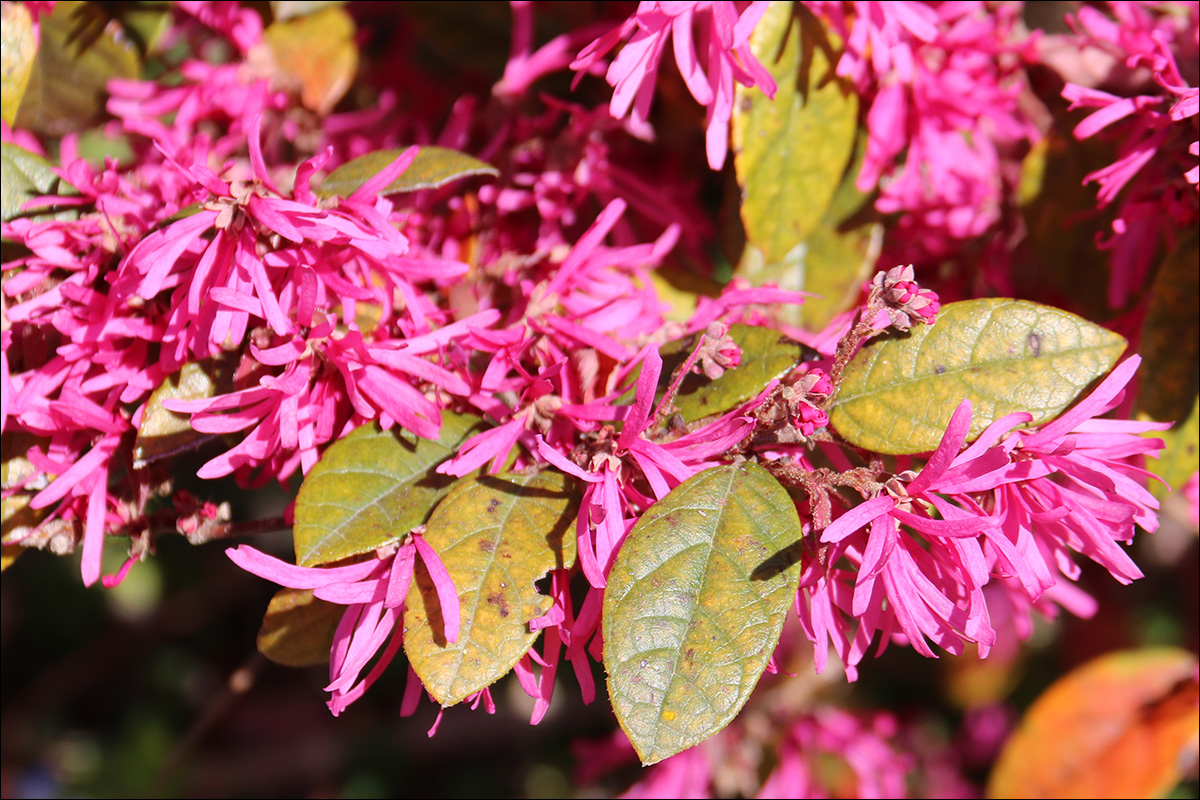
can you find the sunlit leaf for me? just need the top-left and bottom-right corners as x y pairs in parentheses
(133, 359), (234, 469)
(604, 463), (803, 765)
(271, 0), (346, 21)
(1138, 230), (1199, 424)
(830, 299), (1127, 455)
(1145, 396), (1199, 506)
(15, 0), (140, 136)
(732, 1), (857, 263)
(987, 648), (1200, 799)
(650, 267), (721, 324)
(671, 324), (805, 423)
(0, 543), (21, 571)
(2, 433), (51, 545)
(257, 587), (344, 667)
(1, 143), (79, 229)
(317, 146), (499, 198)
(404, 471), (579, 706)
(292, 412), (484, 567)
(263, 5), (357, 115)
(1, 1), (37, 126)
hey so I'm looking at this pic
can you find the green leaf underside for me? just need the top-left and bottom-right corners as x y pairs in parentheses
(292, 412), (484, 567)
(404, 471), (579, 706)
(733, 2), (857, 261)
(317, 146), (499, 198)
(1, 143), (79, 228)
(134, 359), (233, 469)
(830, 299), (1127, 455)
(603, 463), (803, 765)
(257, 587), (344, 667)
(16, 1), (140, 136)
(668, 324), (806, 423)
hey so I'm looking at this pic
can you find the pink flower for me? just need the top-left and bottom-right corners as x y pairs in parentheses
(572, 2), (778, 169)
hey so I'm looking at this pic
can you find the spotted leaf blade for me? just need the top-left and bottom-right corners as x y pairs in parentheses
(292, 413), (484, 567)
(603, 463), (802, 765)
(830, 299), (1127, 455)
(404, 471), (579, 706)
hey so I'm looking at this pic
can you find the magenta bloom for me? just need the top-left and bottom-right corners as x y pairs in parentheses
(572, 1), (778, 169)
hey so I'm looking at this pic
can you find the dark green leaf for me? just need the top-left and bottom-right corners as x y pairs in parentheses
(732, 2), (857, 262)
(1, 143), (80, 229)
(257, 588), (344, 667)
(15, 1), (140, 136)
(133, 359), (234, 469)
(1, 1), (37, 126)
(317, 146), (499, 198)
(292, 413), (484, 567)
(603, 463), (803, 765)
(404, 471), (579, 706)
(1138, 231), (1199, 423)
(830, 299), (1127, 455)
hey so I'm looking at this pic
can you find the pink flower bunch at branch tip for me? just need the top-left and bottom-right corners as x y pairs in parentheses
(571, 1), (778, 169)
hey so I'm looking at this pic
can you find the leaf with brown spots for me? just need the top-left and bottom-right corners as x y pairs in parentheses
(987, 648), (1200, 799)
(603, 463), (803, 765)
(830, 299), (1127, 454)
(404, 471), (579, 706)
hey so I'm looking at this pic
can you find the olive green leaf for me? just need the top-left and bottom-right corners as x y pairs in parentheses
(133, 359), (234, 469)
(404, 471), (579, 706)
(830, 299), (1127, 455)
(1138, 231), (1198, 424)
(603, 463), (803, 765)
(15, 1), (140, 136)
(292, 413), (485, 567)
(1145, 396), (1199, 506)
(1, 143), (80, 228)
(732, 1), (857, 265)
(1, 1), (37, 127)
(671, 324), (805, 422)
(263, 5), (357, 115)
(317, 147), (499, 199)
(257, 588), (345, 667)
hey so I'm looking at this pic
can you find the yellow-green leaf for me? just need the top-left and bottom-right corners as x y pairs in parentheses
(271, 0), (346, 22)
(987, 648), (1200, 799)
(1138, 230), (1199, 424)
(404, 471), (579, 706)
(1145, 395), (1199, 506)
(1, 1), (37, 127)
(15, 1), (140, 136)
(263, 5), (357, 115)
(257, 587), (344, 667)
(1, 143), (79, 228)
(672, 324), (805, 422)
(603, 463), (803, 765)
(133, 359), (234, 469)
(732, 1), (857, 264)
(292, 413), (484, 567)
(830, 299), (1127, 455)
(317, 146), (499, 198)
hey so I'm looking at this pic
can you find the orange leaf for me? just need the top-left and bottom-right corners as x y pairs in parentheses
(987, 648), (1200, 799)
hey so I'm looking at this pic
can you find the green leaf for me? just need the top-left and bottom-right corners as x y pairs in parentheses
(1145, 396), (1199, 506)
(603, 463), (803, 765)
(133, 359), (234, 469)
(270, 0), (347, 22)
(1, 1), (37, 126)
(830, 299), (1128, 455)
(732, 1), (857, 264)
(15, 1), (140, 137)
(292, 413), (484, 567)
(1138, 231), (1199, 424)
(671, 324), (805, 423)
(257, 588), (344, 667)
(263, 5), (357, 115)
(317, 146), (499, 198)
(404, 471), (579, 706)
(0, 144), (81, 235)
